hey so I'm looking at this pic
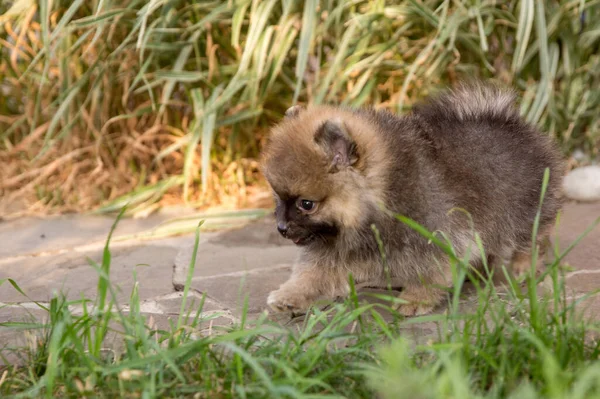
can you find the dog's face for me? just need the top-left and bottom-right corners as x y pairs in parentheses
(261, 105), (379, 249)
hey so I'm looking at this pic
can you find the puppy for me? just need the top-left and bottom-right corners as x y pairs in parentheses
(260, 84), (564, 316)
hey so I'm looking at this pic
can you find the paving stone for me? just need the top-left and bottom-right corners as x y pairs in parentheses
(173, 219), (297, 289)
(125, 297), (238, 338)
(208, 216), (292, 248)
(191, 266), (292, 316)
(550, 202), (600, 320)
(145, 291), (239, 329)
(565, 270), (600, 294)
(143, 313), (236, 337)
(0, 306), (49, 328)
(152, 292), (223, 314)
(172, 216), (297, 316)
(0, 244), (178, 303)
(0, 306), (51, 366)
(553, 202), (600, 270)
(172, 241), (297, 288)
(0, 329), (39, 366)
(578, 295), (600, 321)
(0, 214), (176, 258)
(0, 294), (237, 367)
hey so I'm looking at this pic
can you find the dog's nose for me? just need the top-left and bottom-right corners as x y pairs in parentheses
(277, 222), (289, 237)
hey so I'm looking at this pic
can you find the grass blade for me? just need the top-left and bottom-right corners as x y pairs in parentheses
(293, 0), (317, 103)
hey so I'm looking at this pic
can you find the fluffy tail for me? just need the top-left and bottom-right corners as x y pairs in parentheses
(412, 82), (519, 122)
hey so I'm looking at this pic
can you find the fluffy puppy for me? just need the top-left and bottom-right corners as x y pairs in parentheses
(260, 84), (564, 316)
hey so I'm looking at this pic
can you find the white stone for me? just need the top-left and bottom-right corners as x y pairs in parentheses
(572, 149), (589, 163)
(563, 166), (600, 202)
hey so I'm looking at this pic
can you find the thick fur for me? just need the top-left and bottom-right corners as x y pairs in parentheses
(260, 83), (565, 316)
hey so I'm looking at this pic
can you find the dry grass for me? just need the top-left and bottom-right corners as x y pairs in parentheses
(1, 0), (599, 218)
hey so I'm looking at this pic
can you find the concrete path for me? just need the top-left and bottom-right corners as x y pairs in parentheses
(1, 202), (599, 354)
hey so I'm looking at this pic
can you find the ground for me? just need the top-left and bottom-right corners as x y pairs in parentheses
(1, 201), (599, 361)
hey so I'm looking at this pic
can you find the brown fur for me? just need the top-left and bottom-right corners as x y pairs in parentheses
(261, 83), (565, 316)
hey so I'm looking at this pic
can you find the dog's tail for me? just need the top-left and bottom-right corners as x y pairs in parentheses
(412, 82), (519, 123)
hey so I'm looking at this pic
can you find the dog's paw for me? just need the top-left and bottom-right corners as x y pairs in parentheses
(267, 288), (312, 314)
(395, 301), (435, 317)
(394, 286), (442, 317)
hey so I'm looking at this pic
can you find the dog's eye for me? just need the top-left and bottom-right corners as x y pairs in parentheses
(300, 200), (314, 210)
(296, 199), (318, 214)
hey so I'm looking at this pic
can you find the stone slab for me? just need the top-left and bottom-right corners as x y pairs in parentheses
(0, 291), (237, 366)
(553, 202), (600, 321)
(172, 216), (297, 290)
(191, 266), (292, 316)
(0, 244), (178, 303)
(0, 214), (177, 258)
(553, 202), (600, 269)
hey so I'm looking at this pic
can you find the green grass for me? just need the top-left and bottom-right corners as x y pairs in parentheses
(1, 204), (600, 398)
(1, 0), (599, 215)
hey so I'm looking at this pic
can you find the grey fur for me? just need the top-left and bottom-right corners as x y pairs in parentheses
(261, 83), (565, 314)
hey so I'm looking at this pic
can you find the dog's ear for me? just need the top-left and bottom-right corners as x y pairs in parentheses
(284, 105), (304, 119)
(314, 119), (358, 173)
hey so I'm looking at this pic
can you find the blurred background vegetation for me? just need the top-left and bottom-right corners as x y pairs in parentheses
(0, 0), (598, 218)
